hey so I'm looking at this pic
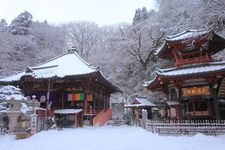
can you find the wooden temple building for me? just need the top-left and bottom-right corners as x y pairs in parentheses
(0, 48), (120, 127)
(144, 29), (225, 121)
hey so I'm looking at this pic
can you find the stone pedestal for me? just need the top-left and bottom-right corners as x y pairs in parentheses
(6, 111), (21, 133)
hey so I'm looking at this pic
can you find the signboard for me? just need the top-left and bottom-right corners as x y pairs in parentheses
(182, 86), (210, 97)
(30, 114), (37, 134)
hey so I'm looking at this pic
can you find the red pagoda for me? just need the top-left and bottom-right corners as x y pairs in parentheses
(144, 29), (225, 121)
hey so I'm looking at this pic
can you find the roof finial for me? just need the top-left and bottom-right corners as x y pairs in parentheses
(67, 46), (77, 53)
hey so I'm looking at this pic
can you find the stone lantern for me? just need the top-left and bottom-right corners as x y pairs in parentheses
(6, 96), (25, 133)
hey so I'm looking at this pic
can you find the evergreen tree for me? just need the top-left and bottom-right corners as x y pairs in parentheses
(0, 19), (7, 31)
(9, 11), (33, 35)
(132, 7), (149, 24)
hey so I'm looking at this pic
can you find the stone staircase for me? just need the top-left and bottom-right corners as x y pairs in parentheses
(218, 78), (225, 98)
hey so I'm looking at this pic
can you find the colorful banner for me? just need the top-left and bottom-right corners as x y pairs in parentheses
(68, 93), (85, 101)
(68, 93), (93, 101)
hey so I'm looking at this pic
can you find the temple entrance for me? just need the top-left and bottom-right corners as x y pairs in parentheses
(184, 98), (213, 119)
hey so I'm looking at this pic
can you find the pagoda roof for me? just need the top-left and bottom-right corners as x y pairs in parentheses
(156, 29), (225, 59)
(157, 61), (225, 77)
(144, 61), (225, 90)
(165, 30), (209, 42)
(0, 50), (120, 93)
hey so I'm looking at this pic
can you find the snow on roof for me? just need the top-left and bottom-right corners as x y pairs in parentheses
(152, 107), (159, 111)
(165, 30), (209, 41)
(155, 41), (167, 55)
(166, 101), (180, 106)
(157, 61), (225, 77)
(143, 75), (157, 87)
(0, 51), (98, 82)
(155, 29), (215, 56)
(144, 61), (225, 88)
(20, 106), (46, 114)
(0, 72), (26, 82)
(125, 97), (156, 108)
(54, 109), (83, 114)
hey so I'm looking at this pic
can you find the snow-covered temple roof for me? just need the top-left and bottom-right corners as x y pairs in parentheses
(144, 61), (225, 90)
(157, 61), (225, 77)
(0, 50), (98, 82)
(0, 49), (120, 93)
(165, 30), (209, 42)
(155, 29), (225, 59)
(125, 97), (156, 108)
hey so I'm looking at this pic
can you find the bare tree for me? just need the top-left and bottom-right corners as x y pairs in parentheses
(66, 21), (102, 59)
(119, 23), (164, 70)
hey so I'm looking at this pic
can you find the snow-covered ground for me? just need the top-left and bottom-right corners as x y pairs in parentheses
(1, 126), (225, 150)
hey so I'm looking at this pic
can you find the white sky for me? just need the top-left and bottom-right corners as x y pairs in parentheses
(0, 0), (156, 26)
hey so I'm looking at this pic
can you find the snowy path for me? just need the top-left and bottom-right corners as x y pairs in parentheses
(1, 126), (225, 150)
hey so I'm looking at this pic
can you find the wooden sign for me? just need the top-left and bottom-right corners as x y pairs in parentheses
(30, 114), (37, 134)
(182, 86), (210, 97)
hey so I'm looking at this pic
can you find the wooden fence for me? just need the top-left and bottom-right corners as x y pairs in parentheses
(146, 120), (225, 136)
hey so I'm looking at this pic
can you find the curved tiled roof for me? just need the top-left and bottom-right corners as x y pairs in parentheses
(0, 50), (120, 93)
(144, 61), (225, 90)
(0, 51), (98, 82)
(157, 61), (225, 77)
(155, 29), (225, 59)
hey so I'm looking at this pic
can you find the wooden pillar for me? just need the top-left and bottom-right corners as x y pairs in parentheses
(172, 50), (179, 66)
(84, 99), (87, 114)
(193, 99), (196, 112)
(47, 79), (51, 104)
(74, 113), (78, 128)
(211, 85), (221, 120)
(176, 105), (179, 120)
(185, 102), (188, 112)
(93, 96), (96, 113)
(46, 79), (53, 110)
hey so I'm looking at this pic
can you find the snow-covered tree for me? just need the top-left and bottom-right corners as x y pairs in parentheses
(0, 19), (7, 32)
(9, 11), (33, 35)
(66, 21), (102, 59)
(30, 21), (67, 62)
(133, 7), (149, 24)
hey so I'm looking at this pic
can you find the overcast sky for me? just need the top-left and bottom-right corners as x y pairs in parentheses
(0, 0), (156, 26)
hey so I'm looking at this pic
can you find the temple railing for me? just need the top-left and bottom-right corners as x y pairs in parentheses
(185, 111), (212, 116)
(146, 120), (225, 136)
